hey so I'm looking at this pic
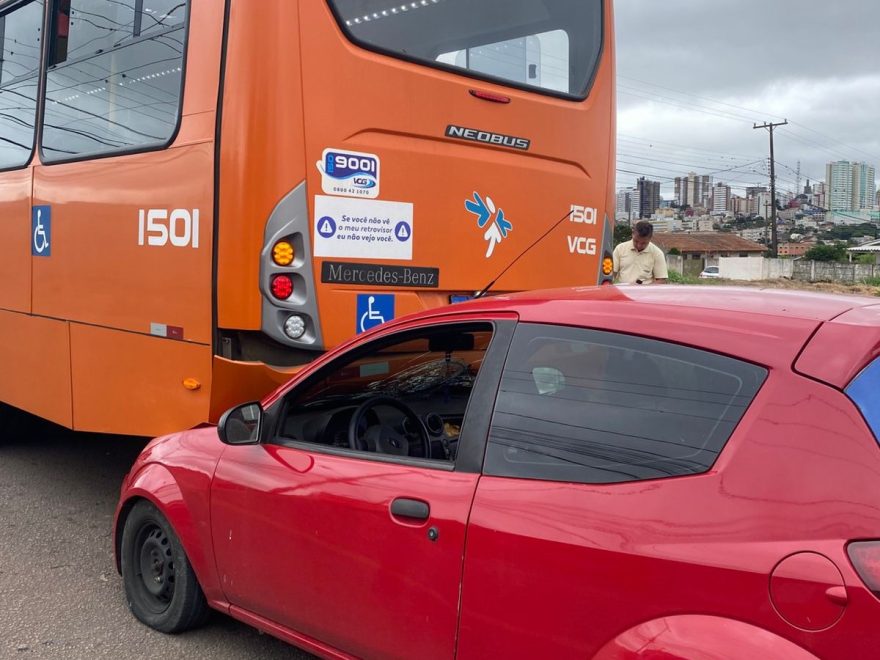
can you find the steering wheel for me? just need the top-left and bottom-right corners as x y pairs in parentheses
(348, 396), (430, 459)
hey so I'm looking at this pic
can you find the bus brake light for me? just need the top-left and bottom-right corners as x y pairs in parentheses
(271, 275), (293, 300)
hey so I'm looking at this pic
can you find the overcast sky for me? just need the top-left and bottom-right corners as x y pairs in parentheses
(614, 0), (880, 199)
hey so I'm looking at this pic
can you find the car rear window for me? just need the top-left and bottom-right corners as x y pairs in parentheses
(846, 357), (880, 441)
(325, 0), (603, 99)
(485, 323), (767, 484)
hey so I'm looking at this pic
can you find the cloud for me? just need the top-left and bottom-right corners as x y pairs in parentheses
(615, 0), (880, 198)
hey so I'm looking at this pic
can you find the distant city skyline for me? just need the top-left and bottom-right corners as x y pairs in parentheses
(614, 0), (880, 200)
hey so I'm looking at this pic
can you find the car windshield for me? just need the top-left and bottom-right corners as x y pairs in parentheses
(295, 329), (493, 406)
(326, 0), (603, 99)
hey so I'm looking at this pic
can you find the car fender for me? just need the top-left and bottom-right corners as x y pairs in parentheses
(115, 462), (226, 609)
(593, 615), (818, 660)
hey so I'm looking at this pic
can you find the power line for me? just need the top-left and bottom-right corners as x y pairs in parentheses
(754, 119), (788, 257)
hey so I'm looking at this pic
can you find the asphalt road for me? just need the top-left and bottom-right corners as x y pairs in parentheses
(0, 405), (313, 660)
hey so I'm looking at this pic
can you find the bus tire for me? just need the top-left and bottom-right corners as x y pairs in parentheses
(120, 500), (209, 633)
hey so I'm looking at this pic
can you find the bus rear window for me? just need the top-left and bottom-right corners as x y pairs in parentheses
(326, 0), (603, 100)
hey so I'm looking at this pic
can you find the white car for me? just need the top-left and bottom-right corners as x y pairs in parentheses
(699, 266), (722, 279)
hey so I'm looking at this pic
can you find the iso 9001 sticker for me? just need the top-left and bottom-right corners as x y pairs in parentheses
(316, 148), (380, 199)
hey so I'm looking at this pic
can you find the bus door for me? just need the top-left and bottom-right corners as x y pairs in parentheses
(0, 0), (43, 316)
(0, 1), (57, 421)
(29, 0), (223, 435)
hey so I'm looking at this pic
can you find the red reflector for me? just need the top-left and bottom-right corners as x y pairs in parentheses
(469, 89), (511, 104)
(270, 275), (293, 300)
(848, 541), (880, 596)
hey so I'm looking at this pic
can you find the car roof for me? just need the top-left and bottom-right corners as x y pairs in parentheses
(463, 285), (876, 322)
(399, 286), (880, 369)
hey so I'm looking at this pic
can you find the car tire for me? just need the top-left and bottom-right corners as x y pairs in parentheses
(120, 500), (209, 633)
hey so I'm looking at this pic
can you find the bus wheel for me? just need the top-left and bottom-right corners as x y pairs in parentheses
(120, 500), (209, 633)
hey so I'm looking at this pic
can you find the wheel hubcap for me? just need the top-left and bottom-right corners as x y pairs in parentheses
(137, 526), (175, 604)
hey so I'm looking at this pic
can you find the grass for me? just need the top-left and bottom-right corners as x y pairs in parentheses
(667, 272), (725, 285)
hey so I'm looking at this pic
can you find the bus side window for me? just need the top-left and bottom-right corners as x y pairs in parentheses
(42, 0), (188, 161)
(0, 1), (43, 170)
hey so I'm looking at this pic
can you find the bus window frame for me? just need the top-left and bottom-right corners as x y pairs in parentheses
(323, 0), (605, 103)
(37, 0), (192, 166)
(0, 0), (47, 173)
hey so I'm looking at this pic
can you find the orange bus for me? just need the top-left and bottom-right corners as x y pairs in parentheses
(0, 0), (616, 437)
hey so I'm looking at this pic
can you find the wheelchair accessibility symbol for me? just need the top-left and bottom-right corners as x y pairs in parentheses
(32, 206), (51, 257)
(357, 294), (394, 334)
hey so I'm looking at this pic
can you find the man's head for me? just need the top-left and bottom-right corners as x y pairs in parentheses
(632, 221), (654, 252)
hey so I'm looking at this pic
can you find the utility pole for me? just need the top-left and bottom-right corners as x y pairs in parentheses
(753, 119), (788, 257)
(754, 119), (788, 257)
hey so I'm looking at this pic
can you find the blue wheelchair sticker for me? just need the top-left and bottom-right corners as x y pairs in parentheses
(357, 294), (394, 334)
(32, 206), (51, 257)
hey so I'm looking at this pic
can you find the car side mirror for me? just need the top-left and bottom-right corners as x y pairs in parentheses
(218, 401), (263, 445)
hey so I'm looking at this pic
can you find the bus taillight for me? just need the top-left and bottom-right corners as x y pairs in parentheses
(284, 315), (307, 340)
(270, 275), (293, 300)
(272, 240), (294, 266)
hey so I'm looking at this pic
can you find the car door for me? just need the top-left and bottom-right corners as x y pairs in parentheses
(210, 316), (514, 659)
(456, 322), (767, 658)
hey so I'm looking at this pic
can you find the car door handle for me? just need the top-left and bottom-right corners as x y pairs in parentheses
(390, 498), (430, 521)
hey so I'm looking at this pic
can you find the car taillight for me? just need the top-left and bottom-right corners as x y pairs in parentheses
(848, 541), (880, 596)
(270, 275), (293, 300)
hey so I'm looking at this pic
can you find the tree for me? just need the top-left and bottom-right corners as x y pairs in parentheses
(804, 244), (846, 262)
(614, 224), (632, 246)
(668, 247), (681, 255)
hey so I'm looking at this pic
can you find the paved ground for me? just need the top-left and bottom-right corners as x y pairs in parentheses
(0, 405), (312, 659)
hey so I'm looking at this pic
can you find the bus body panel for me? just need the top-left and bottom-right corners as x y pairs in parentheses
(208, 356), (302, 423)
(297, 1), (614, 348)
(69, 323), (211, 436)
(216, 0), (307, 331)
(180, 0), (226, 118)
(31, 143), (215, 345)
(0, 169), (33, 313)
(0, 310), (72, 427)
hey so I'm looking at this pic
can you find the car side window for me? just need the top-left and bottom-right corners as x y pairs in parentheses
(273, 323), (494, 463)
(485, 323), (767, 484)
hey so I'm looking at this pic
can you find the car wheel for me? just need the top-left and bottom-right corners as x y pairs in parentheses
(120, 500), (209, 633)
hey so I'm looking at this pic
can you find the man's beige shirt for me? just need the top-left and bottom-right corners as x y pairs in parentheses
(612, 240), (668, 284)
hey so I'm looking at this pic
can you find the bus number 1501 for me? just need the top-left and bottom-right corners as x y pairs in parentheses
(138, 209), (200, 248)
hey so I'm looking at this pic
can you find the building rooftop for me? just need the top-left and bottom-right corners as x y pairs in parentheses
(651, 232), (767, 254)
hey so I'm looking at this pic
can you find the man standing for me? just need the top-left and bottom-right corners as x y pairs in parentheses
(612, 221), (668, 284)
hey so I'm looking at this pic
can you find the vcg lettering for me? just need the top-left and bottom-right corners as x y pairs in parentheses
(567, 236), (597, 255)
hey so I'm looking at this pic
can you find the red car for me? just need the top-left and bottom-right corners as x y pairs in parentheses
(114, 286), (880, 659)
